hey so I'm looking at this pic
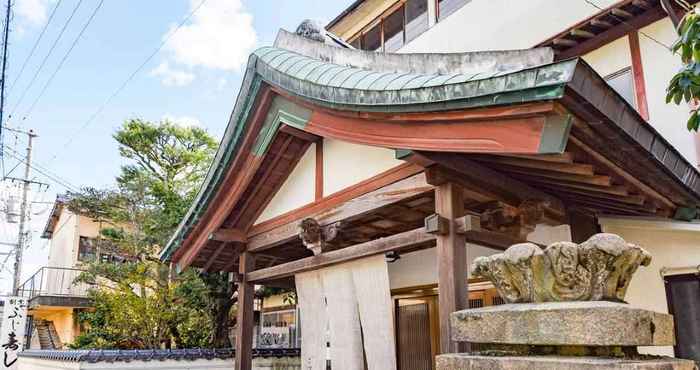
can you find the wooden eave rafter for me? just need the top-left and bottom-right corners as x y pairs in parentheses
(536, 0), (696, 60)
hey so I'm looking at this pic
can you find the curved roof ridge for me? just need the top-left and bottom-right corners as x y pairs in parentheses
(273, 30), (554, 77)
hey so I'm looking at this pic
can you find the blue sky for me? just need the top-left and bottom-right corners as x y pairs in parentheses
(0, 0), (352, 292)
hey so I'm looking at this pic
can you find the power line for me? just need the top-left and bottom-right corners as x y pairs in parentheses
(7, 0), (84, 121)
(3, 146), (79, 192)
(0, 0), (12, 164)
(20, 0), (105, 120)
(581, 0), (673, 51)
(47, 0), (209, 164)
(6, 0), (63, 94)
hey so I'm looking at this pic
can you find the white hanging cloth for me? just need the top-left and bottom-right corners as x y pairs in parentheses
(294, 255), (397, 370)
(295, 270), (328, 370)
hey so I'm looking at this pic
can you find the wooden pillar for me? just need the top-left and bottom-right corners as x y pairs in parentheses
(235, 251), (256, 370)
(435, 182), (468, 354)
(628, 30), (649, 121)
(568, 209), (600, 244)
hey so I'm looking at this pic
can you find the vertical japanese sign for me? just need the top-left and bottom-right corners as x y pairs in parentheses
(0, 297), (27, 369)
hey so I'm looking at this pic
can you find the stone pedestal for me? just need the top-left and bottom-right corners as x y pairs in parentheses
(436, 302), (697, 370)
(436, 354), (696, 370)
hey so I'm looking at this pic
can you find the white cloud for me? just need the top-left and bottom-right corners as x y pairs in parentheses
(162, 0), (257, 72)
(150, 62), (195, 87)
(15, 0), (50, 26)
(162, 114), (202, 127)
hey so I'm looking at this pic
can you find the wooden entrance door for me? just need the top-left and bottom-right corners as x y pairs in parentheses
(665, 273), (700, 364)
(395, 296), (439, 370)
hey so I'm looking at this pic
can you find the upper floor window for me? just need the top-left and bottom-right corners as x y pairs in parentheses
(605, 67), (637, 108)
(350, 0), (429, 52)
(78, 237), (96, 262)
(437, 0), (471, 21)
(78, 236), (125, 263)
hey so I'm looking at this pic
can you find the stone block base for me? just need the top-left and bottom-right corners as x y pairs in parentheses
(436, 354), (698, 370)
(451, 301), (674, 346)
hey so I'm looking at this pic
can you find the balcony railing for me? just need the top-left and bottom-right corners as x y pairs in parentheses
(16, 267), (92, 300)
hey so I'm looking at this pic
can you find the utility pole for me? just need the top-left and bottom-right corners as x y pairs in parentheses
(11, 128), (36, 294)
(0, 0), (11, 149)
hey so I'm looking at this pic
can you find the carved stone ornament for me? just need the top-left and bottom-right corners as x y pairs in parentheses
(471, 233), (651, 303)
(295, 19), (327, 43)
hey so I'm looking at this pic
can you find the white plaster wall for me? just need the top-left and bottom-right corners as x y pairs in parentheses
(46, 210), (78, 269)
(256, 143), (316, 223)
(639, 19), (698, 166)
(599, 217), (700, 357)
(582, 36), (631, 78)
(322, 139), (403, 195)
(387, 243), (499, 289)
(400, 0), (617, 53)
(388, 224), (572, 289)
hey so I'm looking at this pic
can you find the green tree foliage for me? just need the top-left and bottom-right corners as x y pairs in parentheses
(667, 5), (700, 130)
(68, 119), (235, 349)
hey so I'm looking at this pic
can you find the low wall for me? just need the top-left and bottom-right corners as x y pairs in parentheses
(18, 349), (301, 370)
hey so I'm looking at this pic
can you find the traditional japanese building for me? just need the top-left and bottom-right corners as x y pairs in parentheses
(160, 2), (700, 369)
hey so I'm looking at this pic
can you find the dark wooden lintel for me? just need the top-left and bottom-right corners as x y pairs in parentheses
(210, 228), (247, 243)
(247, 227), (435, 282)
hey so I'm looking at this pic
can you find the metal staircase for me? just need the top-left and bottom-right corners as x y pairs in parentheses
(33, 320), (62, 349)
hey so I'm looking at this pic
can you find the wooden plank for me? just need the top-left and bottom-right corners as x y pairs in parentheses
(499, 165), (613, 186)
(510, 175), (629, 196)
(173, 88), (274, 267)
(554, 6), (666, 59)
(567, 136), (675, 209)
(471, 155), (595, 175)
(628, 30), (650, 121)
(235, 251), (256, 370)
(247, 165), (431, 252)
(412, 151), (566, 218)
(247, 227), (436, 282)
(210, 228), (247, 243)
(435, 182), (468, 354)
(315, 139), (323, 201)
(571, 29), (595, 38)
(537, 184), (647, 206)
(279, 124), (321, 142)
(202, 243), (228, 272)
(498, 153), (574, 164)
(463, 230), (527, 251)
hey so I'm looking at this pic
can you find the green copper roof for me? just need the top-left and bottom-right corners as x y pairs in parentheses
(159, 35), (700, 266)
(159, 45), (580, 263)
(252, 46), (577, 111)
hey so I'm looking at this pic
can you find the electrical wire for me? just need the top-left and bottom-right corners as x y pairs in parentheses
(7, 0), (84, 121)
(3, 147), (79, 192)
(3, 145), (77, 189)
(20, 0), (105, 121)
(46, 0), (209, 165)
(581, 0), (673, 51)
(6, 0), (64, 94)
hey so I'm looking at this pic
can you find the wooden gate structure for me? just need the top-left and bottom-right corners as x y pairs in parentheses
(159, 30), (700, 370)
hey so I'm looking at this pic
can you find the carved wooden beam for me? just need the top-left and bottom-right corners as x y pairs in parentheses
(298, 218), (344, 255)
(210, 228), (247, 243)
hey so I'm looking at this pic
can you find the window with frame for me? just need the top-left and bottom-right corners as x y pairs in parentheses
(437, 0), (470, 21)
(350, 0), (429, 52)
(258, 309), (299, 348)
(604, 67), (637, 108)
(78, 237), (97, 262)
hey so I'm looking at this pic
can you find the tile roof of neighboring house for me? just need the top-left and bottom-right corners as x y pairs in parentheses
(18, 348), (300, 362)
